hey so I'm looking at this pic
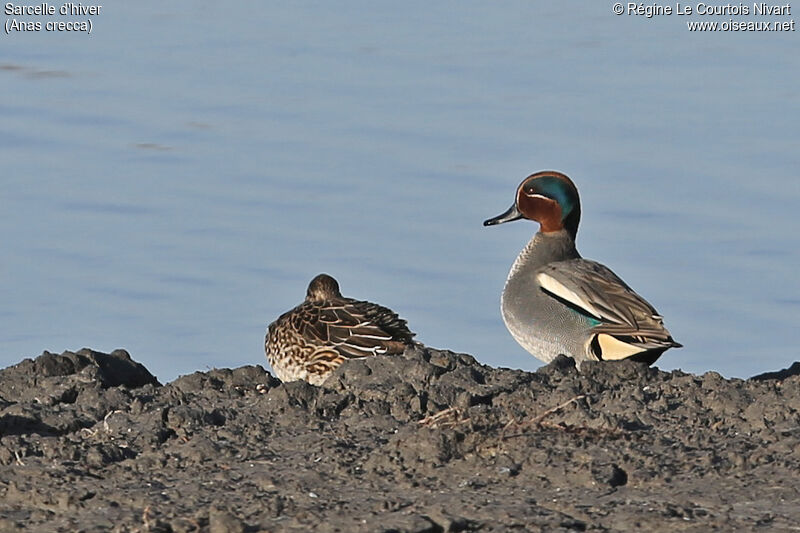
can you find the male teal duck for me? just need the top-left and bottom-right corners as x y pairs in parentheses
(265, 273), (416, 385)
(484, 171), (681, 366)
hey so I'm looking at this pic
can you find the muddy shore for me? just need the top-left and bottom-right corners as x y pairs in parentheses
(1, 347), (799, 532)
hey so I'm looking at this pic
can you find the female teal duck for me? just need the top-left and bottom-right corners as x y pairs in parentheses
(484, 171), (681, 366)
(265, 274), (415, 385)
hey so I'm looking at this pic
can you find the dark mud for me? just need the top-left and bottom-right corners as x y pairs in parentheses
(1, 347), (799, 532)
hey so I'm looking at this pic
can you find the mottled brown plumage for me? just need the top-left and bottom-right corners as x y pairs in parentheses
(265, 274), (416, 385)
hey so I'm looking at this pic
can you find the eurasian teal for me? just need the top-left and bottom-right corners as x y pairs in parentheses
(265, 274), (416, 385)
(484, 171), (681, 366)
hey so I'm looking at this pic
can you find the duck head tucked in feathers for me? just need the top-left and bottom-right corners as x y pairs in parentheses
(266, 274), (416, 385)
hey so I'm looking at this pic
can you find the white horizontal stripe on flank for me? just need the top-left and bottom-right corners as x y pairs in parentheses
(537, 272), (602, 320)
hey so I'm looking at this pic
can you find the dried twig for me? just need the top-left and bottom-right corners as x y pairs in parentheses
(103, 410), (122, 432)
(530, 394), (587, 425)
(142, 505), (153, 532)
(501, 394), (587, 439)
(418, 407), (470, 428)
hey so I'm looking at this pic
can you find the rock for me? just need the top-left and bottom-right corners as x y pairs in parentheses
(0, 347), (799, 531)
(208, 506), (246, 533)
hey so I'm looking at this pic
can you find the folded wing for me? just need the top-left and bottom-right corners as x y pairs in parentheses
(537, 259), (681, 362)
(301, 299), (415, 360)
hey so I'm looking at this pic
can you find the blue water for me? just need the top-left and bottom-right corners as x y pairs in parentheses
(2, 2), (798, 381)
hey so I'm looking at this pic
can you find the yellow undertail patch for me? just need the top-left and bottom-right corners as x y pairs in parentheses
(595, 334), (644, 360)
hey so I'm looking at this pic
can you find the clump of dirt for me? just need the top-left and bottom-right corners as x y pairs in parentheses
(1, 346), (799, 531)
